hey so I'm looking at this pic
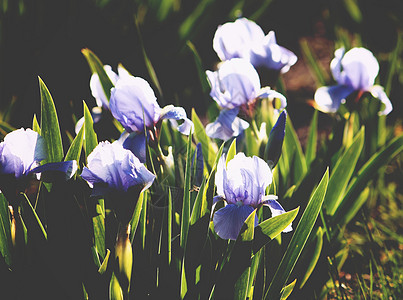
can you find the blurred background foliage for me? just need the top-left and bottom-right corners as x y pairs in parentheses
(0, 0), (402, 135)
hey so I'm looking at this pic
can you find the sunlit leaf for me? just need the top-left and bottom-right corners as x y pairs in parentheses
(39, 77), (64, 163)
(265, 168), (328, 299)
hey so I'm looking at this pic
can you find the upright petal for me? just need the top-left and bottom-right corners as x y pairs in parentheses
(207, 59), (261, 109)
(258, 87), (287, 111)
(314, 85), (355, 113)
(213, 204), (256, 240)
(110, 76), (161, 132)
(336, 47), (379, 90)
(80, 141), (155, 193)
(213, 18), (265, 61)
(0, 128), (46, 178)
(222, 153), (272, 207)
(90, 65), (119, 108)
(250, 31), (297, 73)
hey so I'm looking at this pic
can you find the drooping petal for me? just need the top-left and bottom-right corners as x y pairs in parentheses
(369, 85), (393, 115)
(110, 76), (161, 133)
(118, 131), (147, 163)
(213, 18), (264, 61)
(207, 59), (261, 109)
(0, 128), (46, 178)
(206, 108), (249, 141)
(250, 31), (297, 73)
(159, 105), (194, 135)
(262, 196), (292, 233)
(314, 85), (355, 113)
(31, 160), (78, 181)
(90, 65), (119, 108)
(213, 204), (257, 240)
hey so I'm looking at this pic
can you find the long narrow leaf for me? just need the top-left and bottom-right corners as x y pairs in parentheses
(180, 133), (193, 249)
(83, 101), (98, 158)
(81, 48), (114, 101)
(39, 77), (63, 163)
(265, 168), (329, 299)
(324, 127), (364, 214)
(64, 124), (84, 164)
(305, 110), (318, 167)
(0, 193), (12, 265)
(333, 135), (403, 225)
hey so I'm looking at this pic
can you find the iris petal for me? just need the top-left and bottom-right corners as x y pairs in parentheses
(370, 85), (393, 115)
(263, 197), (292, 233)
(159, 105), (193, 135)
(213, 204), (256, 240)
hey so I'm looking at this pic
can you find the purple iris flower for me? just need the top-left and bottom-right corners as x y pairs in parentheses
(0, 128), (46, 179)
(0, 128), (78, 204)
(213, 18), (297, 73)
(206, 58), (286, 140)
(80, 141), (155, 196)
(109, 75), (193, 162)
(314, 47), (393, 115)
(213, 153), (292, 240)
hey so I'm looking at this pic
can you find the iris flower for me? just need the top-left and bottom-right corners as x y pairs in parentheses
(206, 58), (286, 140)
(80, 141), (155, 196)
(213, 153), (292, 240)
(314, 47), (393, 115)
(0, 128), (77, 204)
(80, 141), (156, 224)
(109, 75), (193, 162)
(213, 17), (297, 73)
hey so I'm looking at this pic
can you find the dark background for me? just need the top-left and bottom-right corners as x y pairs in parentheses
(0, 0), (401, 137)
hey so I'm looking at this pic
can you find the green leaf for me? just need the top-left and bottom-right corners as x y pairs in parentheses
(190, 177), (207, 225)
(217, 211), (256, 300)
(98, 249), (111, 274)
(186, 41), (210, 93)
(226, 138), (237, 166)
(253, 207), (299, 253)
(299, 227), (324, 288)
(64, 124), (84, 164)
(280, 279), (297, 300)
(305, 110), (318, 167)
(299, 39), (328, 87)
(333, 135), (403, 225)
(265, 168), (329, 299)
(93, 199), (105, 259)
(191, 108), (217, 170)
(0, 193), (12, 265)
(81, 48), (114, 101)
(324, 127), (364, 214)
(284, 117), (307, 184)
(180, 133), (193, 249)
(39, 77), (64, 163)
(21, 193), (47, 240)
(83, 101), (98, 158)
(134, 16), (163, 97)
(130, 192), (145, 243)
(167, 189), (172, 265)
(32, 114), (41, 135)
